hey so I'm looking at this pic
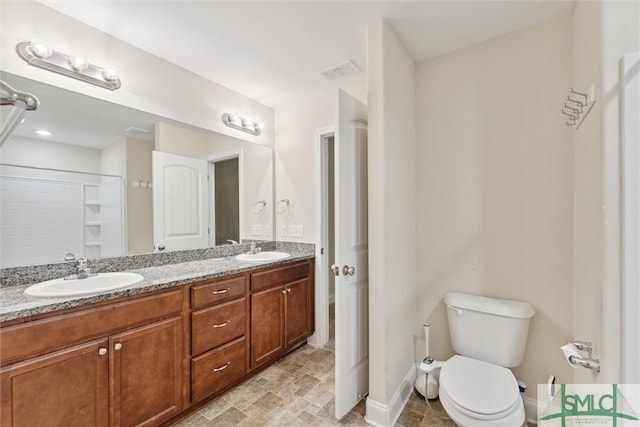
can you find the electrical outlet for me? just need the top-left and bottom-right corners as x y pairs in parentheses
(290, 225), (303, 238)
(264, 224), (271, 237)
(251, 224), (263, 236)
(281, 224), (287, 237)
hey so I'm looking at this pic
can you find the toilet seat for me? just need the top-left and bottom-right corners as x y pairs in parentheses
(439, 355), (523, 424)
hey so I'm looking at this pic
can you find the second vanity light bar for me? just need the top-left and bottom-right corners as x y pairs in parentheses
(221, 113), (264, 136)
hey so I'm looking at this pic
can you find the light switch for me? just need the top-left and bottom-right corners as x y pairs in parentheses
(290, 225), (303, 238)
(251, 224), (263, 236)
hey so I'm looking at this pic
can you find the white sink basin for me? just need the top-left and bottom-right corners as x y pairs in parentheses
(24, 272), (144, 299)
(235, 251), (290, 263)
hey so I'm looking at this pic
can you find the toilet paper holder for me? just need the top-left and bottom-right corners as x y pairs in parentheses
(567, 341), (600, 373)
(571, 340), (593, 356)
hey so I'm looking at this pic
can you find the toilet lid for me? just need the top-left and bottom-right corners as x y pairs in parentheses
(440, 355), (520, 416)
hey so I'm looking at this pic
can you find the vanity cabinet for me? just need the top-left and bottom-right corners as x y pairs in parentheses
(0, 290), (184, 427)
(0, 257), (315, 426)
(250, 260), (314, 368)
(189, 275), (248, 403)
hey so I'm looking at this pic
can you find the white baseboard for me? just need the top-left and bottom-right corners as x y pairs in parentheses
(365, 364), (417, 427)
(525, 397), (544, 424)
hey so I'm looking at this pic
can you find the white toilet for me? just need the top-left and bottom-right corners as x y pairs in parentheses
(438, 291), (535, 427)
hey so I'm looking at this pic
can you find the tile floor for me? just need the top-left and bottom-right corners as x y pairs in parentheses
(174, 304), (455, 426)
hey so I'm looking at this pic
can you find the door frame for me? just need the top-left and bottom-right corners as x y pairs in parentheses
(307, 125), (335, 348)
(620, 51), (639, 383)
(206, 150), (242, 247)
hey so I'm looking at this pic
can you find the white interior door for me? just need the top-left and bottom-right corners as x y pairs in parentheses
(152, 151), (208, 252)
(334, 90), (369, 419)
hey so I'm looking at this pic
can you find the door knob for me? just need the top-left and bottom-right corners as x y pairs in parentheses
(330, 264), (340, 276)
(343, 265), (356, 276)
(114, 343), (123, 351)
(98, 348), (107, 356)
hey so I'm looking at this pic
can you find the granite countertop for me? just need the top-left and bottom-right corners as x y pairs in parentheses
(0, 250), (313, 323)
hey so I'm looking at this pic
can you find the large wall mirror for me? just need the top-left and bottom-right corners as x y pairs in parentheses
(0, 71), (273, 268)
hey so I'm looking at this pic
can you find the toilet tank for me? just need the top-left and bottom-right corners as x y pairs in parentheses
(445, 291), (535, 367)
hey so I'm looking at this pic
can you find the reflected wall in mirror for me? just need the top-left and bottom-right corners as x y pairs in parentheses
(0, 71), (273, 268)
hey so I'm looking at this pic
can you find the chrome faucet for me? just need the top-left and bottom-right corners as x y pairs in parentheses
(248, 241), (261, 255)
(227, 239), (239, 245)
(65, 258), (97, 280)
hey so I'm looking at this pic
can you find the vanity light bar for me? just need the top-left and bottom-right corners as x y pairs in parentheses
(221, 113), (263, 136)
(16, 41), (121, 91)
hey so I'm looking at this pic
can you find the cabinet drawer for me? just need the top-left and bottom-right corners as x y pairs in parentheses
(191, 276), (246, 309)
(250, 261), (310, 292)
(191, 338), (246, 402)
(191, 299), (246, 356)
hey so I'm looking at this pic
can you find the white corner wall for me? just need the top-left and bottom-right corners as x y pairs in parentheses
(572, 0), (640, 384)
(366, 20), (417, 427)
(415, 13), (575, 400)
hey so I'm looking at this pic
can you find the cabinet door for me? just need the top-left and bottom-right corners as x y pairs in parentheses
(285, 279), (312, 347)
(250, 287), (285, 368)
(110, 317), (183, 427)
(0, 338), (109, 427)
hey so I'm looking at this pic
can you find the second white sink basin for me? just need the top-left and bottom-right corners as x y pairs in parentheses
(24, 272), (144, 299)
(235, 251), (290, 263)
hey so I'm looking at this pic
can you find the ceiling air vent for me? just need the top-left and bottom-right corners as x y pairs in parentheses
(125, 126), (151, 135)
(320, 61), (361, 82)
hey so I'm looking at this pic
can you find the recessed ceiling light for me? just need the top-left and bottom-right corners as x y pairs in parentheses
(35, 129), (52, 137)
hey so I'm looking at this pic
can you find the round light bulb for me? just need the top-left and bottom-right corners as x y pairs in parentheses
(69, 55), (88, 72)
(255, 122), (265, 131)
(241, 118), (255, 129)
(29, 40), (52, 58)
(102, 67), (118, 82)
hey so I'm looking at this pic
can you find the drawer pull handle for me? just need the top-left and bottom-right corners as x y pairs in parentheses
(213, 320), (231, 328)
(212, 361), (231, 372)
(212, 288), (230, 295)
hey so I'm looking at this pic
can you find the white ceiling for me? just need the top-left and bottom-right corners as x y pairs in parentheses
(40, 1), (574, 108)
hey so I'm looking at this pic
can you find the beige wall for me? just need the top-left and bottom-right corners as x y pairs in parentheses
(573, 0), (640, 384)
(366, 20), (417, 424)
(274, 90), (336, 244)
(100, 140), (125, 177)
(125, 138), (154, 254)
(1, 137), (102, 176)
(415, 14), (574, 400)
